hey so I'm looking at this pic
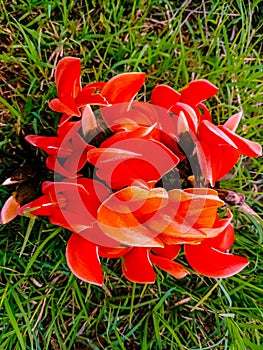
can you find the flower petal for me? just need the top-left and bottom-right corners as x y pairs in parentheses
(206, 223), (235, 252)
(75, 86), (108, 107)
(18, 195), (54, 216)
(198, 120), (238, 149)
(101, 72), (146, 104)
(122, 248), (156, 283)
(78, 223), (122, 248)
(99, 246), (131, 258)
(150, 253), (189, 279)
(180, 80), (218, 106)
(150, 85), (181, 109)
(218, 125), (262, 157)
(55, 57), (81, 99)
(223, 112), (242, 132)
(66, 233), (103, 285)
(0, 195), (20, 224)
(152, 244), (181, 259)
(25, 135), (64, 156)
(196, 140), (240, 186)
(184, 243), (249, 278)
(48, 97), (81, 117)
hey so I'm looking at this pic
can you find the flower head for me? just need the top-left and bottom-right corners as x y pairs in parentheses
(3, 57), (260, 286)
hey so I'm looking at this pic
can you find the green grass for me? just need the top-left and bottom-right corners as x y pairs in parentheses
(0, 0), (263, 349)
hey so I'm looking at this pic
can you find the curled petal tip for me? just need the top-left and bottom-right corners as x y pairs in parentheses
(185, 244), (249, 278)
(0, 195), (20, 224)
(66, 233), (103, 285)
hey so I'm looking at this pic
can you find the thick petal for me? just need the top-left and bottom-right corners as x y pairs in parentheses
(196, 102), (212, 122)
(87, 147), (141, 165)
(180, 80), (218, 106)
(78, 223), (122, 248)
(150, 253), (189, 279)
(100, 124), (159, 148)
(55, 57), (81, 99)
(25, 135), (66, 156)
(170, 102), (198, 134)
(81, 105), (97, 136)
(122, 248), (156, 283)
(101, 101), (159, 131)
(218, 125), (262, 157)
(76, 86), (108, 107)
(18, 195), (55, 217)
(101, 72), (146, 104)
(198, 120), (238, 149)
(99, 246), (131, 258)
(150, 85), (181, 109)
(48, 97), (80, 117)
(97, 203), (162, 247)
(152, 244), (181, 259)
(97, 186), (168, 246)
(196, 141), (240, 186)
(66, 233), (103, 285)
(0, 195), (20, 224)
(184, 243), (249, 278)
(199, 209), (233, 238)
(223, 112), (242, 132)
(206, 223), (235, 252)
(89, 137), (179, 189)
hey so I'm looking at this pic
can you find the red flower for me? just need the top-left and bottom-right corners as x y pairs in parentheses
(151, 79), (219, 130)
(150, 82), (262, 185)
(197, 112), (262, 185)
(9, 58), (257, 286)
(25, 121), (94, 177)
(49, 57), (108, 118)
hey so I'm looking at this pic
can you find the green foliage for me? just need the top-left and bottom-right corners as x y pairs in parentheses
(0, 0), (262, 348)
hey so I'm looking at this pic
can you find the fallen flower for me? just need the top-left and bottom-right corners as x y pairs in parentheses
(2, 56), (260, 286)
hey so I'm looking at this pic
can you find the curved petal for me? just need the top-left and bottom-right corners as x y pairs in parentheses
(223, 112), (242, 132)
(66, 233), (103, 285)
(89, 137), (179, 189)
(121, 248), (156, 283)
(101, 72), (146, 105)
(184, 243), (249, 278)
(100, 124), (159, 148)
(25, 135), (64, 156)
(101, 101), (158, 131)
(99, 246), (131, 258)
(196, 102), (212, 122)
(18, 195), (54, 216)
(87, 147), (141, 165)
(218, 125), (262, 157)
(206, 223), (235, 252)
(75, 86), (108, 107)
(150, 85), (181, 109)
(180, 80), (218, 106)
(170, 102), (198, 134)
(48, 97), (80, 117)
(150, 253), (189, 279)
(0, 195), (20, 224)
(97, 186), (167, 246)
(78, 223), (122, 248)
(55, 57), (81, 99)
(152, 243), (181, 259)
(198, 120), (238, 149)
(196, 140), (240, 186)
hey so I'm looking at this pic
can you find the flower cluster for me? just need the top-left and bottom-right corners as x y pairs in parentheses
(1, 57), (261, 285)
